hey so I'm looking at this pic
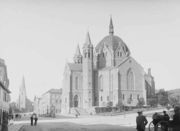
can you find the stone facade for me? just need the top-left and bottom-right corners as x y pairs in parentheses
(61, 18), (155, 114)
(0, 58), (10, 125)
(34, 89), (62, 116)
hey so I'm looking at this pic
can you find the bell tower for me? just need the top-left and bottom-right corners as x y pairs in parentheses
(82, 32), (94, 108)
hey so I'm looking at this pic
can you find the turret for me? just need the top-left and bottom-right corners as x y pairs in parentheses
(73, 44), (82, 64)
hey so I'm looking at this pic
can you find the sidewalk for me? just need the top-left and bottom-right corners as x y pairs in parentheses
(9, 124), (24, 131)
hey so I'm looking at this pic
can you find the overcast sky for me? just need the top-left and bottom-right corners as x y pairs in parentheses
(0, 0), (180, 102)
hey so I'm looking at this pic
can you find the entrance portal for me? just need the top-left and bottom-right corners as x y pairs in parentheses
(74, 95), (78, 107)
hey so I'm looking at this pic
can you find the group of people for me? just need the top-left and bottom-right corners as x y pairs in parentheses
(30, 113), (38, 126)
(136, 106), (180, 131)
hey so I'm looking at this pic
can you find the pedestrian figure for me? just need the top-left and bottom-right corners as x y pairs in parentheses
(162, 111), (170, 131)
(30, 114), (33, 126)
(163, 111), (170, 121)
(152, 112), (159, 126)
(136, 111), (148, 131)
(34, 114), (38, 126)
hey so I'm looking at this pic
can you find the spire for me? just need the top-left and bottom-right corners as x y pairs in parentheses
(22, 76), (25, 89)
(84, 31), (93, 48)
(21, 76), (26, 96)
(109, 16), (114, 35)
(75, 44), (82, 56)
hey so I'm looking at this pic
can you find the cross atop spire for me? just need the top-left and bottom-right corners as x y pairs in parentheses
(109, 16), (114, 35)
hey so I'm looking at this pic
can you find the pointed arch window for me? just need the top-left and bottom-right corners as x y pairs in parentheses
(99, 76), (103, 91)
(75, 76), (78, 89)
(127, 69), (135, 90)
(117, 52), (120, 57)
(120, 52), (122, 57)
(88, 52), (90, 58)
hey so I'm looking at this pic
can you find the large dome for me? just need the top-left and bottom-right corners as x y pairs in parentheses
(95, 35), (130, 53)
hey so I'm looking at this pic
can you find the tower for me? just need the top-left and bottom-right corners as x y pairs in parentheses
(18, 76), (27, 110)
(82, 32), (94, 108)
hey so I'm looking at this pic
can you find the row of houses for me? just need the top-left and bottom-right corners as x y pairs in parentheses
(0, 59), (10, 126)
(33, 89), (62, 116)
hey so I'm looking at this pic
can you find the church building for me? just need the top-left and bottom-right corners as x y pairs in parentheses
(17, 76), (33, 112)
(61, 18), (155, 114)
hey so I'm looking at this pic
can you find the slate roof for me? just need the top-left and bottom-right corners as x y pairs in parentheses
(95, 35), (130, 54)
(47, 88), (62, 94)
(67, 63), (82, 71)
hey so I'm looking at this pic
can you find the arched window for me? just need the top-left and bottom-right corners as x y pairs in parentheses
(127, 69), (135, 90)
(99, 76), (103, 91)
(102, 53), (104, 57)
(117, 52), (120, 57)
(120, 52), (122, 57)
(118, 72), (121, 90)
(75, 77), (78, 89)
(101, 96), (103, 101)
(88, 52), (90, 58)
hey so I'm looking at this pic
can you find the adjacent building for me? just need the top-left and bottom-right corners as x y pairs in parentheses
(34, 89), (62, 116)
(61, 18), (155, 114)
(0, 58), (10, 125)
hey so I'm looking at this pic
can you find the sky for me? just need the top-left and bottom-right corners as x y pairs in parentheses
(0, 0), (180, 102)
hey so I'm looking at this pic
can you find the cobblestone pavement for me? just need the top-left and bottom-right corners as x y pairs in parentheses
(19, 123), (135, 131)
(9, 124), (24, 131)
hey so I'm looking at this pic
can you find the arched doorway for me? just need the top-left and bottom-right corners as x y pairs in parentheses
(74, 95), (78, 107)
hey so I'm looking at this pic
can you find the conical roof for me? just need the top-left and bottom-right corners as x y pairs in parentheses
(74, 44), (82, 57)
(83, 32), (93, 48)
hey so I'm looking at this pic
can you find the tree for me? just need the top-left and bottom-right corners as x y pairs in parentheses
(169, 96), (180, 107)
(147, 97), (158, 107)
(137, 97), (145, 108)
(116, 101), (124, 111)
(156, 89), (169, 106)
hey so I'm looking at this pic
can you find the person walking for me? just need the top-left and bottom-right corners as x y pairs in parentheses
(136, 111), (148, 131)
(162, 111), (170, 131)
(30, 114), (33, 126)
(34, 114), (38, 126)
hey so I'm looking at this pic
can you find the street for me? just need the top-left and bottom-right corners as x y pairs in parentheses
(19, 123), (135, 131)
(10, 108), (166, 131)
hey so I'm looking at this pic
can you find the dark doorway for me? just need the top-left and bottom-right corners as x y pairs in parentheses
(74, 95), (78, 107)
